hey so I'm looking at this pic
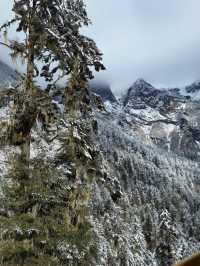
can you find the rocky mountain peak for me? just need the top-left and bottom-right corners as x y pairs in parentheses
(130, 78), (155, 93)
(185, 80), (200, 94)
(123, 79), (158, 107)
(90, 82), (117, 103)
(98, 78), (200, 162)
(133, 78), (154, 88)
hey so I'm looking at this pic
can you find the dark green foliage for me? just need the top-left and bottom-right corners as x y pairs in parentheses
(0, 155), (93, 265)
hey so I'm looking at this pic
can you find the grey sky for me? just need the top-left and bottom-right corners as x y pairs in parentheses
(1, 1), (200, 93)
(0, 2), (14, 62)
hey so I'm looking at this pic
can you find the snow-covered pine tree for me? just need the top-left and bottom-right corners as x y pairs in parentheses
(0, 0), (105, 92)
(156, 210), (178, 266)
(0, 1), (104, 265)
(0, 0), (105, 153)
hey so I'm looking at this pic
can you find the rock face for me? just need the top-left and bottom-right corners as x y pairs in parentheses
(123, 79), (185, 111)
(0, 79), (200, 265)
(90, 82), (117, 103)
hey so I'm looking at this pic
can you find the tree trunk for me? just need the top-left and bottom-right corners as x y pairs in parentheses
(26, 33), (34, 94)
(21, 14), (36, 169)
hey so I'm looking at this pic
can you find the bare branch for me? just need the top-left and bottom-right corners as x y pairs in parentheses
(0, 41), (12, 50)
(0, 18), (19, 31)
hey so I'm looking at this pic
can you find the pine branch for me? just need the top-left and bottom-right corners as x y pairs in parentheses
(0, 41), (12, 50)
(0, 18), (19, 31)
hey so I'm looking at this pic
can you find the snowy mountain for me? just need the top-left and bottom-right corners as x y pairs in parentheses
(0, 60), (21, 88)
(0, 80), (200, 265)
(93, 79), (200, 161)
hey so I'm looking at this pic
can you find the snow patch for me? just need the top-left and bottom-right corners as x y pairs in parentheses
(179, 87), (200, 101)
(129, 107), (165, 121)
(0, 106), (10, 120)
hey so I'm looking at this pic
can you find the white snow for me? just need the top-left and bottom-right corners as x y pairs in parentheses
(0, 106), (10, 120)
(164, 124), (176, 139)
(179, 87), (200, 101)
(104, 101), (113, 112)
(52, 100), (64, 113)
(141, 125), (152, 138)
(129, 107), (165, 121)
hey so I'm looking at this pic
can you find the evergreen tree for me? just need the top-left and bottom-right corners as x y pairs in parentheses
(156, 210), (178, 266)
(0, 1), (104, 265)
(0, 149), (95, 265)
(0, 0), (105, 159)
(0, 0), (105, 92)
(0, 59), (101, 265)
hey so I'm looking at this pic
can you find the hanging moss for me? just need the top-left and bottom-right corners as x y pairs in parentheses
(0, 62), (102, 265)
(0, 142), (98, 265)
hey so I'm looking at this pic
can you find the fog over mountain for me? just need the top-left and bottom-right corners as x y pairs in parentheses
(1, 1), (200, 94)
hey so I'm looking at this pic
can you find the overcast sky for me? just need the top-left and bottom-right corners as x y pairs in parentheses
(1, 1), (200, 93)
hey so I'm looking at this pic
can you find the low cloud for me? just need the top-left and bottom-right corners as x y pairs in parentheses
(85, 0), (200, 94)
(1, 1), (200, 94)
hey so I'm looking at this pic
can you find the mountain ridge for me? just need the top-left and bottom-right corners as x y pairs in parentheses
(93, 78), (200, 161)
(0, 60), (21, 88)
